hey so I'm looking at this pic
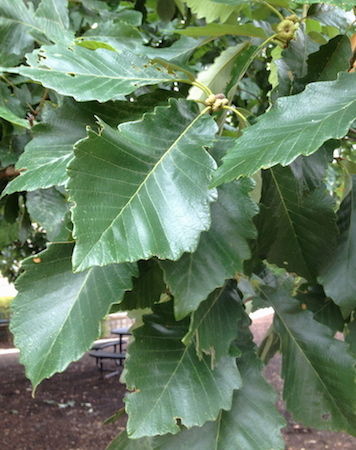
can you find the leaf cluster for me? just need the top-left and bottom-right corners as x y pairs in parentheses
(1, 0), (356, 448)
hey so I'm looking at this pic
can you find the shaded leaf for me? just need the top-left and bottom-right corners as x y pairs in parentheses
(0, 83), (29, 129)
(301, 34), (352, 84)
(0, 0), (37, 55)
(68, 99), (218, 272)
(140, 36), (202, 66)
(264, 286), (356, 434)
(257, 165), (338, 280)
(212, 72), (356, 186)
(295, 285), (345, 333)
(212, 0), (289, 5)
(294, 0), (355, 11)
(176, 23), (267, 38)
(345, 319), (356, 356)
(17, 44), (181, 102)
(289, 141), (335, 191)
(124, 301), (241, 438)
(182, 280), (241, 366)
(11, 243), (137, 390)
(188, 43), (251, 103)
(4, 95), (171, 194)
(161, 179), (258, 319)
(120, 259), (166, 311)
(308, 4), (355, 30)
(281, 27), (319, 91)
(107, 430), (153, 450)
(183, 0), (238, 22)
(319, 175), (356, 317)
(146, 303), (285, 449)
(26, 188), (70, 241)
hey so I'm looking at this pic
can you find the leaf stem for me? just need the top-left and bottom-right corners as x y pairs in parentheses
(222, 106), (250, 127)
(257, 0), (284, 21)
(191, 80), (213, 97)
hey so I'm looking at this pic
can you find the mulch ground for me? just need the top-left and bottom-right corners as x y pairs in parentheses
(1, 315), (356, 450)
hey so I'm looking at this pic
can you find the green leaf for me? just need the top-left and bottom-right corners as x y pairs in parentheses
(211, 0), (290, 5)
(257, 165), (338, 280)
(81, 19), (143, 52)
(0, 0), (38, 55)
(308, 4), (355, 30)
(4, 96), (169, 194)
(295, 285), (345, 333)
(146, 304), (285, 449)
(212, 72), (356, 186)
(34, 0), (74, 44)
(161, 179), (258, 319)
(0, 217), (18, 247)
(107, 430), (153, 450)
(282, 27), (319, 82)
(294, 0), (355, 11)
(182, 280), (242, 367)
(11, 243), (137, 390)
(26, 188), (70, 241)
(188, 43), (252, 103)
(120, 259), (166, 311)
(176, 23), (267, 38)
(264, 286), (356, 434)
(68, 99), (218, 272)
(0, 83), (30, 129)
(289, 141), (335, 191)
(319, 175), (356, 317)
(183, 0), (238, 22)
(17, 44), (181, 102)
(0, 104), (30, 129)
(138, 36), (203, 66)
(346, 319), (356, 356)
(124, 301), (242, 438)
(301, 34), (352, 84)
(157, 0), (176, 22)
(152, 356), (285, 449)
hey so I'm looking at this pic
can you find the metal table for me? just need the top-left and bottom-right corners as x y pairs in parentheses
(111, 327), (132, 353)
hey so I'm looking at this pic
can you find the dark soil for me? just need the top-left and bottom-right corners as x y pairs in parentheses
(1, 316), (356, 450)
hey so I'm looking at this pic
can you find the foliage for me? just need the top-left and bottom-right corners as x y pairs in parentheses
(0, 296), (13, 319)
(0, 0), (356, 448)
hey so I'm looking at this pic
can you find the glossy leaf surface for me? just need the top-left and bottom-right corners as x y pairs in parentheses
(161, 179), (257, 319)
(11, 243), (137, 390)
(18, 44), (180, 102)
(68, 99), (218, 271)
(265, 287), (356, 434)
(182, 281), (241, 366)
(124, 302), (241, 438)
(212, 72), (356, 186)
(257, 166), (338, 280)
(319, 176), (356, 316)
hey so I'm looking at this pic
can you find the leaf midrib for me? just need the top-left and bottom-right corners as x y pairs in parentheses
(79, 110), (206, 266)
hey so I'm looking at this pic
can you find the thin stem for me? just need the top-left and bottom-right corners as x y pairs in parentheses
(0, 75), (16, 89)
(258, 0), (284, 21)
(222, 106), (249, 127)
(191, 80), (213, 97)
(35, 88), (49, 114)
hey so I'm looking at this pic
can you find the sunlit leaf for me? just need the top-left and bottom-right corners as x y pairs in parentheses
(161, 179), (258, 319)
(212, 72), (356, 186)
(16, 44), (181, 102)
(68, 99), (218, 271)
